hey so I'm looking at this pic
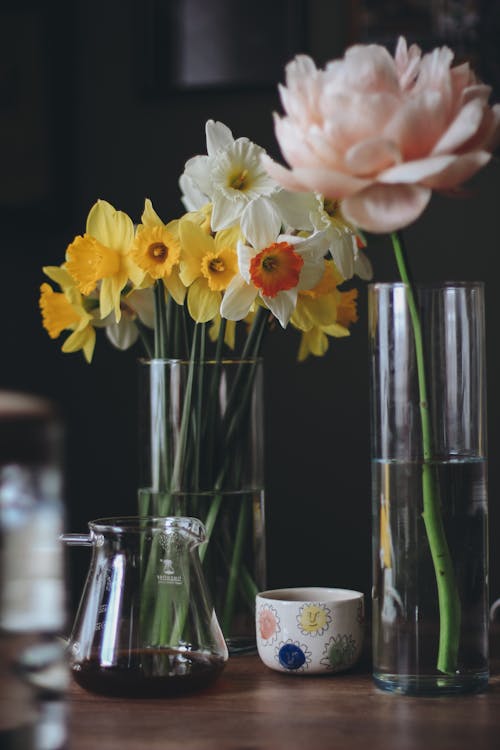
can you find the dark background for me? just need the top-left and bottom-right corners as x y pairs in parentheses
(2, 0), (500, 614)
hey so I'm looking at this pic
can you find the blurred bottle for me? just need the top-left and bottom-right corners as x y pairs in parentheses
(0, 392), (68, 750)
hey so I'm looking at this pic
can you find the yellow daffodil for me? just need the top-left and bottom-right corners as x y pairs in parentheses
(131, 199), (186, 304)
(179, 219), (240, 323)
(292, 260), (358, 361)
(65, 200), (144, 322)
(39, 266), (96, 363)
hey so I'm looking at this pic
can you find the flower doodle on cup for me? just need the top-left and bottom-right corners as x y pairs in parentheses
(320, 634), (358, 672)
(275, 640), (312, 671)
(257, 604), (280, 644)
(296, 603), (332, 636)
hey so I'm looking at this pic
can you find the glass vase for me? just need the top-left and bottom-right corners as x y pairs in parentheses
(369, 282), (488, 695)
(137, 357), (266, 650)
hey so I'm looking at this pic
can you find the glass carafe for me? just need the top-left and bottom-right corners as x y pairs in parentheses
(62, 516), (228, 697)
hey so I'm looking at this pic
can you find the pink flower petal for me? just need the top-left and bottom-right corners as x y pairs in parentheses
(462, 84), (492, 106)
(274, 115), (323, 168)
(340, 44), (400, 95)
(421, 151), (491, 190)
(384, 91), (449, 160)
(261, 155), (309, 192)
(432, 99), (486, 155)
(291, 167), (371, 198)
(342, 183), (431, 233)
(462, 104), (500, 152)
(378, 154), (456, 183)
(345, 137), (401, 176)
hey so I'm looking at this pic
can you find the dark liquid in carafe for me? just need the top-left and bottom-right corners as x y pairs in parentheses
(72, 648), (225, 697)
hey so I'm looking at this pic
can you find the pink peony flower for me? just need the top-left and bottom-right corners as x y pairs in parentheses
(264, 38), (500, 233)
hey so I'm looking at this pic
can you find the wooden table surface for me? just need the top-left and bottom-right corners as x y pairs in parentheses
(68, 651), (500, 750)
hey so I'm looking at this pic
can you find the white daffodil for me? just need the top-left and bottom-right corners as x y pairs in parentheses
(272, 190), (372, 281)
(220, 197), (329, 328)
(99, 287), (155, 351)
(179, 120), (279, 231)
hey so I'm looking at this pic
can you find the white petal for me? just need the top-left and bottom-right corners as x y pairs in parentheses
(211, 190), (244, 230)
(354, 249), (373, 281)
(330, 234), (355, 280)
(179, 173), (208, 211)
(127, 288), (155, 328)
(205, 120), (234, 156)
(236, 241), (255, 284)
(297, 255), (326, 291)
(220, 275), (257, 321)
(271, 190), (317, 231)
(263, 289), (297, 328)
(286, 229), (330, 260)
(240, 197), (281, 249)
(105, 319), (139, 350)
(183, 155), (213, 197)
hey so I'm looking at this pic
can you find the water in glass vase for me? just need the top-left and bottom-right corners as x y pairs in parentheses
(372, 457), (488, 695)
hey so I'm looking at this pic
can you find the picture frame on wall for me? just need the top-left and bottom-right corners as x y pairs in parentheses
(138, 0), (308, 93)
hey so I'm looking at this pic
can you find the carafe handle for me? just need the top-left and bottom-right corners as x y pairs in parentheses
(59, 533), (93, 546)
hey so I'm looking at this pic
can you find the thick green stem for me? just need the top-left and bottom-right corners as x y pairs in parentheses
(153, 281), (168, 358)
(391, 231), (461, 674)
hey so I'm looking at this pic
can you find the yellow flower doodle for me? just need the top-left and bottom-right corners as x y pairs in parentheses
(297, 603), (332, 636)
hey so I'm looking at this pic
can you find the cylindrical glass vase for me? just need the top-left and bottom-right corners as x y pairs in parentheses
(369, 282), (488, 695)
(137, 358), (266, 650)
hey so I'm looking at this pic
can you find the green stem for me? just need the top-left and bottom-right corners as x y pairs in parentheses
(222, 498), (249, 634)
(153, 281), (168, 358)
(136, 320), (154, 359)
(391, 231), (461, 674)
(170, 324), (200, 491)
(193, 324), (206, 490)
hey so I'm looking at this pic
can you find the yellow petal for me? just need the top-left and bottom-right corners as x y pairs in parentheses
(62, 326), (96, 362)
(214, 224), (240, 252)
(187, 278), (220, 323)
(43, 265), (76, 291)
(298, 328), (328, 361)
(99, 270), (128, 323)
(322, 322), (350, 338)
(86, 200), (134, 252)
(39, 284), (79, 338)
(208, 315), (235, 349)
(179, 219), (214, 285)
(291, 300), (315, 332)
(141, 198), (164, 228)
(164, 267), (187, 305)
(124, 253), (146, 287)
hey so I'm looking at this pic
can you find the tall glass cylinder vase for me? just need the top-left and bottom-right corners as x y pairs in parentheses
(369, 282), (488, 695)
(137, 357), (266, 650)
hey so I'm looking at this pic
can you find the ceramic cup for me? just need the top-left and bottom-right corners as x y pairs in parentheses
(256, 587), (364, 675)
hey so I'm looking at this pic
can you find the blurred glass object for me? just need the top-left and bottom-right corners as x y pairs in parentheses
(0, 392), (68, 750)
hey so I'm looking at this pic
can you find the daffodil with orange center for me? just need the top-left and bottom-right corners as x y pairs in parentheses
(221, 197), (329, 328)
(131, 199), (187, 304)
(39, 266), (96, 362)
(179, 219), (240, 323)
(65, 199), (144, 322)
